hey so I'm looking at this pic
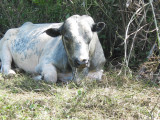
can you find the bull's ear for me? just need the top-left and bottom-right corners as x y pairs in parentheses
(92, 22), (105, 32)
(45, 28), (61, 37)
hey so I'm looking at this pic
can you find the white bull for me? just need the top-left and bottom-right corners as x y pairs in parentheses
(0, 15), (106, 83)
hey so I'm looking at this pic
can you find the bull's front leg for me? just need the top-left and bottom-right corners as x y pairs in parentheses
(1, 42), (16, 75)
(35, 63), (57, 83)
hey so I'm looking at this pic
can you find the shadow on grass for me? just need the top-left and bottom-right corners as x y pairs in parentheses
(0, 73), (68, 94)
(0, 70), (159, 95)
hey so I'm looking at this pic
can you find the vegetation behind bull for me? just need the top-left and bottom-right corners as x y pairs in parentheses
(0, 0), (160, 71)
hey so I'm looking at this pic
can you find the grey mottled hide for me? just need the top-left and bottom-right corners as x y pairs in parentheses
(0, 15), (106, 83)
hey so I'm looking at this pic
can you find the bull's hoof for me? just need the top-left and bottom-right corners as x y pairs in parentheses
(33, 75), (43, 81)
(6, 70), (16, 77)
(8, 70), (16, 75)
(1, 69), (16, 79)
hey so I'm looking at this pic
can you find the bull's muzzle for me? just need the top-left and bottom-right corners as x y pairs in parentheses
(74, 58), (89, 68)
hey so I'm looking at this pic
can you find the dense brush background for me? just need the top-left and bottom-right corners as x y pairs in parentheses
(0, 0), (160, 70)
(0, 0), (160, 119)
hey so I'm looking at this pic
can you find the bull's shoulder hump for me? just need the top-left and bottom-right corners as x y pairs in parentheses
(19, 22), (33, 30)
(21, 22), (33, 27)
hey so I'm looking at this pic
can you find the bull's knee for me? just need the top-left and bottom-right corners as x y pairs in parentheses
(40, 64), (57, 83)
(43, 72), (57, 83)
(1, 41), (15, 76)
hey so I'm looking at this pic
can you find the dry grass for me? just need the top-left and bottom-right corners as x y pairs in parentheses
(0, 71), (159, 120)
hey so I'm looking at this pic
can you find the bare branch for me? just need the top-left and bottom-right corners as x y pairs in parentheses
(149, 0), (160, 49)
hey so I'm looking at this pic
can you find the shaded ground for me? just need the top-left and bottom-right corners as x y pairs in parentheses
(0, 71), (159, 120)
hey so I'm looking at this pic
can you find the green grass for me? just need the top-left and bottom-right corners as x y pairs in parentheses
(0, 71), (159, 120)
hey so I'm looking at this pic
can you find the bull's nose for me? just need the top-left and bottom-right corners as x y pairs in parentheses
(74, 58), (89, 68)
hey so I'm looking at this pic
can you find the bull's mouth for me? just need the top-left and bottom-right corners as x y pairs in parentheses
(68, 57), (90, 70)
(75, 63), (88, 69)
(74, 60), (90, 69)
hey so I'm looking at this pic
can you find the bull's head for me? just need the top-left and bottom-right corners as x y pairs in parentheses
(45, 15), (105, 70)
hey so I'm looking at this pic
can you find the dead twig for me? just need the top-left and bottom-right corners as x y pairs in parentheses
(147, 43), (157, 59)
(149, 0), (160, 49)
(124, 3), (149, 75)
(127, 23), (149, 65)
